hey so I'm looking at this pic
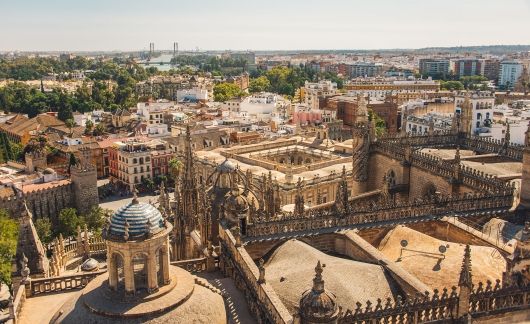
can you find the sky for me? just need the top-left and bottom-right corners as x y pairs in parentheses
(1, 0), (530, 52)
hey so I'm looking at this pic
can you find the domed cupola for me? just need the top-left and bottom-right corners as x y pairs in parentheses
(224, 187), (250, 220)
(299, 261), (339, 324)
(107, 194), (165, 241)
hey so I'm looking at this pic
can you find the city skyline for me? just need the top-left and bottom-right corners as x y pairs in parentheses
(2, 0), (530, 52)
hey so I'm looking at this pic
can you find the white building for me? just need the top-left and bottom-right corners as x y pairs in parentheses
(137, 100), (175, 125)
(303, 80), (338, 110)
(238, 93), (289, 122)
(145, 123), (170, 138)
(404, 114), (453, 135)
(499, 61), (523, 89)
(176, 88), (209, 102)
(455, 92), (495, 134)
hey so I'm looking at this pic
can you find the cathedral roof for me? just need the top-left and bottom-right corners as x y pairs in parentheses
(265, 239), (398, 313)
(108, 198), (165, 240)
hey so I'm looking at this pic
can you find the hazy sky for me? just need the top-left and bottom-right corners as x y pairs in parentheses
(2, 0), (530, 51)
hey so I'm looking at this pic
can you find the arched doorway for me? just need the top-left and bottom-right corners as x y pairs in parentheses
(132, 253), (148, 292)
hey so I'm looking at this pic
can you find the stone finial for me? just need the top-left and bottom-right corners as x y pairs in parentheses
(458, 245), (473, 288)
(124, 220), (130, 241)
(454, 146), (461, 164)
(258, 258), (266, 284)
(132, 186), (139, 205)
(313, 261), (325, 293)
(146, 218), (154, 238)
(20, 253), (30, 282)
(234, 225), (242, 247)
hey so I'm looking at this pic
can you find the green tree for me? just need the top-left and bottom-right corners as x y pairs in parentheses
(68, 153), (77, 174)
(57, 208), (83, 237)
(0, 209), (18, 285)
(85, 120), (94, 135)
(441, 80), (464, 91)
(249, 76), (271, 93)
(93, 123), (106, 136)
(213, 82), (243, 102)
(368, 109), (387, 137)
(65, 118), (76, 137)
(35, 217), (52, 244)
(83, 206), (110, 234)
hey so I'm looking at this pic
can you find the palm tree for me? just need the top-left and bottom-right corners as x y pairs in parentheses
(168, 158), (182, 180)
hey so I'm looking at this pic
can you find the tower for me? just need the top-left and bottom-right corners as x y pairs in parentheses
(459, 93), (473, 136)
(70, 147), (98, 216)
(173, 42), (178, 57)
(25, 151), (47, 173)
(351, 121), (369, 195)
(519, 122), (530, 220)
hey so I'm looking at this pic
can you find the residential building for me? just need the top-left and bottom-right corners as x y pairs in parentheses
(302, 80), (338, 110)
(419, 59), (450, 78)
(455, 92), (495, 134)
(499, 61), (524, 89)
(454, 59), (483, 77)
(348, 62), (383, 78)
(483, 59), (500, 81)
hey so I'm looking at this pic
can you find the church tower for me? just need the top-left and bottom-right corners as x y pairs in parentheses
(70, 147), (99, 216)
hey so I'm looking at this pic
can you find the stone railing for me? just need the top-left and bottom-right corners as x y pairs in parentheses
(30, 270), (106, 296)
(463, 135), (524, 161)
(376, 133), (524, 162)
(219, 226), (293, 324)
(245, 192), (513, 239)
(340, 281), (530, 323)
(3, 283), (27, 323)
(340, 288), (459, 323)
(171, 257), (209, 273)
(61, 236), (106, 265)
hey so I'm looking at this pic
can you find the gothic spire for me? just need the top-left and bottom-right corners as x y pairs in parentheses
(294, 177), (305, 216)
(183, 125), (196, 186)
(505, 122), (511, 145)
(458, 245), (473, 288)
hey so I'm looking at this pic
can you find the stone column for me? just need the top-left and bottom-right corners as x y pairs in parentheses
(162, 246), (170, 285)
(147, 253), (158, 293)
(124, 255), (135, 295)
(108, 251), (118, 291)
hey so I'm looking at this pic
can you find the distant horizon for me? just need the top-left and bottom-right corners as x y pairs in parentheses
(3, 44), (530, 54)
(2, 0), (530, 52)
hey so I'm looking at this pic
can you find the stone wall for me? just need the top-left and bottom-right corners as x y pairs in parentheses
(26, 183), (73, 222)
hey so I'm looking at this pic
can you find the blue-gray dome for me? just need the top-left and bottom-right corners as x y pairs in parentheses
(109, 199), (165, 239)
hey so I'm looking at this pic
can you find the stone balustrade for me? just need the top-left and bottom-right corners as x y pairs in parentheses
(245, 192), (513, 239)
(340, 281), (530, 323)
(171, 257), (209, 273)
(30, 270), (106, 296)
